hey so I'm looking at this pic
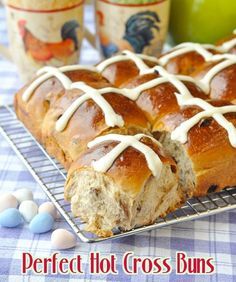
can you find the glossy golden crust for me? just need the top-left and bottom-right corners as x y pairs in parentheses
(192, 62), (236, 103)
(154, 100), (236, 196)
(14, 70), (107, 142)
(14, 43), (236, 225)
(100, 59), (157, 87)
(15, 69), (149, 169)
(66, 136), (177, 197)
(121, 72), (207, 128)
(160, 49), (219, 75)
(42, 86), (149, 168)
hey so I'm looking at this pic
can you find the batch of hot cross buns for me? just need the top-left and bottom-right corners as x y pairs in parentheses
(14, 30), (236, 237)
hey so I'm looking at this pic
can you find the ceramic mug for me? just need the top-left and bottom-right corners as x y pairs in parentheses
(95, 0), (170, 58)
(0, 0), (85, 82)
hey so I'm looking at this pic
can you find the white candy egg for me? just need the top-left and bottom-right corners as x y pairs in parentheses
(51, 229), (76, 250)
(38, 202), (58, 219)
(19, 200), (38, 222)
(0, 193), (18, 213)
(13, 189), (33, 203)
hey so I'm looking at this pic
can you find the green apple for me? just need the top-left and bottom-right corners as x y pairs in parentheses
(169, 0), (236, 44)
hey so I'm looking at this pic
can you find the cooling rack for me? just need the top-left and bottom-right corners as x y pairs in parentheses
(0, 104), (236, 243)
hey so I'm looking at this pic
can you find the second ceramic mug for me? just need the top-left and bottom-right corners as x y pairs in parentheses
(95, 0), (170, 58)
(0, 0), (84, 82)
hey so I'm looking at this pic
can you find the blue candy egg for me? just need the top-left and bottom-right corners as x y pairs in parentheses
(29, 212), (54, 234)
(0, 208), (23, 228)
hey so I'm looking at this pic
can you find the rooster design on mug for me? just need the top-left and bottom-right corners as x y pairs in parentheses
(17, 19), (80, 63)
(97, 10), (161, 57)
(123, 11), (161, 53)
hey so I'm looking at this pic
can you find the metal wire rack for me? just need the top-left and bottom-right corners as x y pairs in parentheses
(0, 105), (236, 243)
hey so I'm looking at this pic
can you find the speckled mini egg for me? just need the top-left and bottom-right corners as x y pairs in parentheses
(38, 202), (58, 219)
(0, 208), (23, 228)
(19, 200), (38, 222)
(51, 229), (77, 250)
(13, 189), (33, 203)
(29, 212), (54, 234)
(0, 193), (18, 213)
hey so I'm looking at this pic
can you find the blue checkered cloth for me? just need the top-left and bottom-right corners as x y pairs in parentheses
(0, 5), (236, 282)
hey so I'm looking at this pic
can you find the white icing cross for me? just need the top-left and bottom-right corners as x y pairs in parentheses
(171, 93), (236, 148)
(96, 50), (159, 74)
(152, 66), (194, 98)
(200, 54), (236, 93)
(55, 82), (124, 132)
(151, 66), (236, 148)
(141, 66), (236, 148)
(87, 134), (163, 178)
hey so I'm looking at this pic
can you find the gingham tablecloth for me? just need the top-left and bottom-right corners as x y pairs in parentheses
(0, 5), (236, 282)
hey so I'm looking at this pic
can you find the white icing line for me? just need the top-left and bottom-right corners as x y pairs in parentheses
(55, 82), (124, 132)
(158, 43), (214, 65)
(98, 78), (172, 101)
(23, 50), (158, 102)
(172, 94), (236, 147)
(158, 38), (236, 65)
(96, 50), (158, 74)
(211, 54), (236, 61)
(220, 38), (236, 52)
(200, 56), (236, 93)
(122, 50), (152, 75)
(96, 56), (129, 72)
(154, 66), (193, 98)
(173, 42), (218, 51)
(38, 65), (98, 74)
(22, 65), (96, 102)
(91, 73), (200, 102)
(36, 66), (72, 89)
(22, 67), (72, 102)
(135, 53), (160, 63)
(87, 134), (163, 177)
